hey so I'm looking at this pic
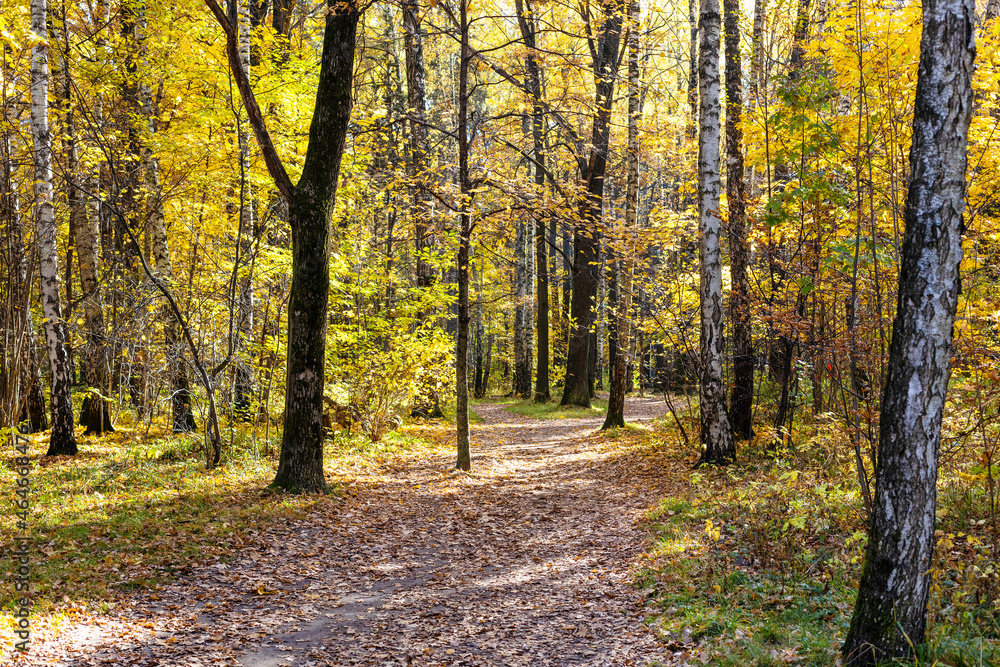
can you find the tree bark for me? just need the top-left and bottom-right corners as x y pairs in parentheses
(513, 217), (532, 396)
(695, 0), (734, 465)
(270, 0), (359, 492)
(32, 0), (76, 456)
(562, 0), (623, 408)
(724, 0), (752, 441)
(515, 0), (550, 403)
(688, 0), (698, 134)
(2, 78), (48, 434)
(455, 0), (472, 470)
(234, 0), (256, 418)
(843, 0), (974, 662)
(788, 0), (811, 79)
(603, 0), (639, 430)
(403, 0), (434, 296)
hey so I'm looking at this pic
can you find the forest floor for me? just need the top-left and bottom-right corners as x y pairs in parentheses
(11, 396), (694, 667)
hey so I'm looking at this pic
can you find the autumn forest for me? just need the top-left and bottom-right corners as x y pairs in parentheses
(0, 0), (997, 664)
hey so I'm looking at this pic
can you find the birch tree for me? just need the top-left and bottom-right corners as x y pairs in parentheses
(695, 0), (734, 465)
(31, 0), (76, 456)
(843, 0), (975, 662)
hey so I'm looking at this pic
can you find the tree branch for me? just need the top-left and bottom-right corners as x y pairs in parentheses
(204, 0), (296, 206)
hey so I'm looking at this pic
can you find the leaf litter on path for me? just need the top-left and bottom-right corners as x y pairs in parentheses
(16, 397), (685, 666)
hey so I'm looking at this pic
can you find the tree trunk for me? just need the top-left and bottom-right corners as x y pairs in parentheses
(403, 0), (434, 297)
(843, 0), (974, 662)
(562, 0), (623, 408)
(473, 290), (485, 398)
(695, 0), (734, 465)
(513, 217), (532, 396)
(687, 0), (698, 134)
(455, 0), (472, 470)
(271, 0), (360, 492)
(234, 0), (256, 418)
(515, 0), (550, 403)
(32, 0), (76, 456)
(751, 0), (766, 102)
(603, 0), (639, 430)
(560, 224), (571, 377)
(724, 0), (752, 441)
(788, 0), (811, 79)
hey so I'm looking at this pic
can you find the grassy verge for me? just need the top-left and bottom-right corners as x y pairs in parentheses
(631, 415), (1000, 667)
(0, 414), (448, 649)
(494, 391), (609, 420)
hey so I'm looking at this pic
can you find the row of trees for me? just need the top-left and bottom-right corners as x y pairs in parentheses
(0, 0), (994, 661)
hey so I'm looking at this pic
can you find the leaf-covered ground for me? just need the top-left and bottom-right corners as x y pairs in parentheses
(11, 397), (687, 666)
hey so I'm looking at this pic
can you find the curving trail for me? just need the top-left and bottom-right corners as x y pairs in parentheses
(28, 397), (681, 667)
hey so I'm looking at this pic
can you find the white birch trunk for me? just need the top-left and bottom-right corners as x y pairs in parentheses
(31, 0), (76, 455)
(696, 0), (734, 464)
(844, 0), (975, 662)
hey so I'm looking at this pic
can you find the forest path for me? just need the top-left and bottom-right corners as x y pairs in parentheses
(38, 396), (685, 666)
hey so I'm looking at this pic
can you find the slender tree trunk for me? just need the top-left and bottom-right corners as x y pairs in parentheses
(404, 0), (434, 297)
(1, 80), (47, 433)
(687, 0), (698, 134)
(514, 0), (550, 403)
(603, 0), (639, 430)
(513, 218), (531, 396)
(695, 0), (734, 465)
(473, 287), (485, 398)
(32, 0), (76, 456)
(234, 0), (256, 417)
(751, 0), (766, 102)
(724, 0), (752, 441)
(455, 0), (472, 470)
(843, 0), (974, 662)
(560, 225), (571, 375)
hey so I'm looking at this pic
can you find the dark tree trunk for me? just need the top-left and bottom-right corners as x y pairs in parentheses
(604, 0), (639, 430)
(403, 0), (434, 296)
(562, 0), (623, 408)
(843, 0), (974, 661)
(267, 0), (359, 493)
(550, 216), (560, 373)
(272, 0), (293, 37)
(724, 0), (753, 441)
(788, 0), (811, 78)
(687, 0), (698, 133)
(473, 287), (485, 398)
(515, 0), (549, 403)
(454, 0), (473, 471)
(560, 225), (571, 378)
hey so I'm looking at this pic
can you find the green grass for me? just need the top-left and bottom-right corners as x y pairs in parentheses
(0, 413), (446, 650)
(500, 391), (608, 419)
(634, 416), (1000, 667)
